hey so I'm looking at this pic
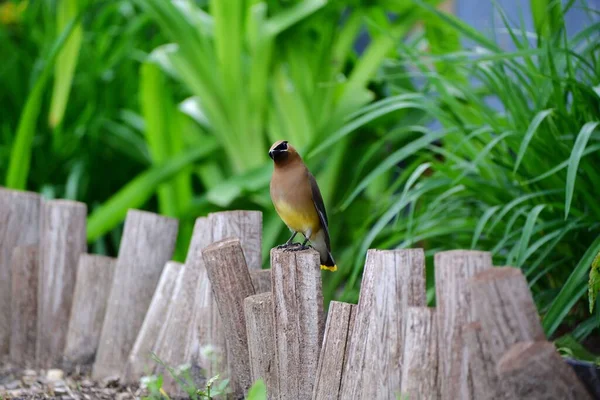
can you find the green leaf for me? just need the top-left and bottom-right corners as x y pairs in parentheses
(246, 379), (267, 400)
(49, 0), (84, 128)
(87, 144), (217, 242)
(565, 121), (599, 218)
(543, 235), (600, 337)
(513, 109), (553, 172)
(5, 15), (79, 189)
(588, 249), (600, 313)
(515, 204), (546, 266)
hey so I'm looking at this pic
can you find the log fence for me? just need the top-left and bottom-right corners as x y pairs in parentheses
(0, 187), (594, 399)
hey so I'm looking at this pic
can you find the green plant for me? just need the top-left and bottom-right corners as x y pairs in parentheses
(325, 0), (600, 339)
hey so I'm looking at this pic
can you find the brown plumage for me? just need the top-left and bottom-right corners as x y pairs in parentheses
(268, 140), (337, 271)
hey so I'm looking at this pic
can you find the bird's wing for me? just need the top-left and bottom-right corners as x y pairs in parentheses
(308, 172), (331, 249)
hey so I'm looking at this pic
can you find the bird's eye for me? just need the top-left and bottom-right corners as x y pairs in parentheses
(274, 141), (288, 151)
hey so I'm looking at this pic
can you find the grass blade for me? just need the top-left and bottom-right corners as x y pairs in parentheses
(513, 109), (553, 172)
(48, 0), (83, 128)
(543, 234), (600, 337)
(565, 121), (599, 219)
(516, 204), (546, 266)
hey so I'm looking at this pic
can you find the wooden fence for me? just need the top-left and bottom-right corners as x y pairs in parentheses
(0, 187), (594, 399)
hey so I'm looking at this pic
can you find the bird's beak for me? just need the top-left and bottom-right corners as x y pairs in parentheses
(269, 150), (275, 160)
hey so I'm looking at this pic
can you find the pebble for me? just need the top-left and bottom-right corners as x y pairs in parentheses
(47, 368), (65, 381)
(5, 380), (20, 390)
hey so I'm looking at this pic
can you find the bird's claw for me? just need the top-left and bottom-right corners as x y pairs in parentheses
(283, 244), (312, 252)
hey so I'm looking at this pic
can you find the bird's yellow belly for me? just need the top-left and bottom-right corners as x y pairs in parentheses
(275, 201), (318, 235)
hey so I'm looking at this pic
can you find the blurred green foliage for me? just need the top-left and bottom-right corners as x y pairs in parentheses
(1, 0), (599, 348)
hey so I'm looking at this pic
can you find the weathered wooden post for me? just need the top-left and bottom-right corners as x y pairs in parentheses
(434, 250), (491, 400)
(245, 292), (278, 400)
(400, 307), (438, 400)
(340, 249), (426, 399)
(271, 248), (324, 400)
(469, 267), (545, 360)
(498, 341), (592, 400)
(63, 254), (117, 370)
(462, 322), (500, 400)
(153, 218), (212, 378)
(93, 210), (178, 379)
(9, 246), (39, 367)
(0, 189), (41, 358)
(203, 238), (257, 397)
(312, 301), (355, 400)
(124, 261), (182, 381)
(185, 211), (262, 382)
(37, 199), (87, 368)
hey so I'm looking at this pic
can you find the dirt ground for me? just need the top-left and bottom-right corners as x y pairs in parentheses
(0, 363), (148, 400)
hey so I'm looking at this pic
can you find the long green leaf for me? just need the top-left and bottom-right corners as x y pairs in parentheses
(49, 0), (83, 128)
(515, 204), (546, 266)
(543, 235), (600, 337)
(513, 109), (553, 172)
(565, 121), (599, 218)
(5, 16), (79, 189)
(87, 144), (217, 242)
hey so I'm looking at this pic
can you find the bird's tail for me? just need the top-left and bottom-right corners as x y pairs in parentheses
(320, 252), (337, 272)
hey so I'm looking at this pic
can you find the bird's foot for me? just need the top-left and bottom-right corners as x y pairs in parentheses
(283, 244), (312, 252)
(277, 242), (302, 250)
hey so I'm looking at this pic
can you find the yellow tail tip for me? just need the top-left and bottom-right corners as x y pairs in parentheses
(320, 264), (337, 272)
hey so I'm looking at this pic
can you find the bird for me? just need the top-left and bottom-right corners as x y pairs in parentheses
(268, 140), (337, 272)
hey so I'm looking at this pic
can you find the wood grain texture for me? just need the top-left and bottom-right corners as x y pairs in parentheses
(462, 322), (500, 400)
(93, 210), (178, 379)
(209, 211), (262, 269)
(312, 301), (356, 400)
(244, 293), (278, 400)
(187, 211), (263, 381)
(124, 261), (182, 382)
(498, 341), (592, 400)
(340, 249), (426, 400)
(250, 269), (272, 294)
(9, 246), (39, 367)
(0, 189), (41, 357)
(63, 255), (116, 370)
(36, 199), (87, 368)
(203, 238), (256, 397)
(154, 218), (212, 392)
(400, 307), (438, 400)
(271, 248), (324, 400)
(434, 250), (492, 400)
(469, 267), (545, 361)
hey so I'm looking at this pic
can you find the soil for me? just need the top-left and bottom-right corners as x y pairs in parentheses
(0, 363), (148, 400)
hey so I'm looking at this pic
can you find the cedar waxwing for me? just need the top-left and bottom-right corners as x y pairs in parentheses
(268, 140), (337, 272)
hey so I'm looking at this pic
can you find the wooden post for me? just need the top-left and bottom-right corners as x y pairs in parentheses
(9, 246), (39, 367)
(124, 261), (182, 382)
(469, 267), (545, 361)
(400, 307), (438, 400)
(498, 341), (592, 400)
(186, 211), (262, 380)
(340, 249), (426, 399)
(462, 322), (500, 400)
(271, 248), (324, 400)
(37, 199), (87, 368)
(434, 250), (492, 400)
(0, 189), (40, 357)
(93, 210), (178, 379)
(153, 218), (212, 388)
(312, 301), (355, 400)
(203, 238), (256, 397)
(244, 293), (278, 400)
(250, 269), (272, 294)
(209, 211), (262, 269)
(63, 255), (117, 370)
